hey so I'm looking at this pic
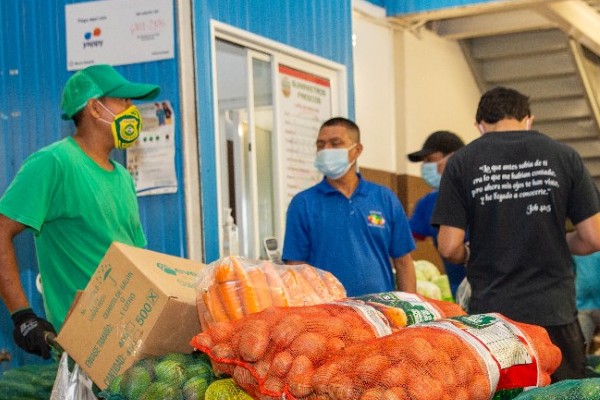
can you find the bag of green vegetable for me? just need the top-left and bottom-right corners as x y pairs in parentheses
(414, 259), (454, 302)
(205, 378), (252, 400)
(98, 352), (216, 400)
(512, 378), (600, 399)
(0, 362), (58, 400)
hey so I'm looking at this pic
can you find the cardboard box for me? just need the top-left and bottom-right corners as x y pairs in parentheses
(56, 242), (205, 389)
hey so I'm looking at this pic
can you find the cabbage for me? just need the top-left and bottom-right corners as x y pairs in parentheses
(414, 259), (441, 281)
(417, 280), (442, 300)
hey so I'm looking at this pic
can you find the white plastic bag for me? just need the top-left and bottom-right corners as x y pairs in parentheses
(456, 277), (471, 313)
(50, 352), (96, 400)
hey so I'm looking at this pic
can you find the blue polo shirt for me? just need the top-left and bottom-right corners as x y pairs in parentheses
(282, 175), (415, 296)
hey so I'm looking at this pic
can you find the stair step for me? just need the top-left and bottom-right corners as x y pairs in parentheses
(482, 52), (576, 83)
(562, 139), (600, 159)
(487, 75), (584, 101)
(536, 118), (599, 141)
(530, 97), (592, 121)
(469, 29), (569, 60)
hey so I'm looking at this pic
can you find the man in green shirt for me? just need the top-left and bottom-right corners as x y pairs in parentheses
(0, 64), (160, 359)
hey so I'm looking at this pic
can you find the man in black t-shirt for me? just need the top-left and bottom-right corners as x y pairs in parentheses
(432, 86), (600, 381)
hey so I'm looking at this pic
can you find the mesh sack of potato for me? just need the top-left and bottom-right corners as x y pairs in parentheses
(195, 256), (346, 329)
(288, 313), (561, 400)
(190, 293), (467, 399)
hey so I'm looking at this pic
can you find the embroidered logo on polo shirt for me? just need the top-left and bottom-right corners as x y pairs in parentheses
(367, 211), (385, 227)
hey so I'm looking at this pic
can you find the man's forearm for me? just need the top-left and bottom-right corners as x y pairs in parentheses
(394, 255), (417, 293)
(0, 218), (30, 313)
(0, 246), (30, 313)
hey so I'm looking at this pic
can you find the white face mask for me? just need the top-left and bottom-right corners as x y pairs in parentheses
(314, 144), (357, 180)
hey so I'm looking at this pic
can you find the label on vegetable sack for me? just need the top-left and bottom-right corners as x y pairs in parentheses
(421, 313), (539, 392)
(337, 299), (393, 337)
(353, 291), (443, 325)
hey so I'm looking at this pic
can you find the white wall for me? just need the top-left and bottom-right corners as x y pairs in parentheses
(353, 4), (481, 176)
(399, 28), (481, 176)
(353, 12), (397, 173)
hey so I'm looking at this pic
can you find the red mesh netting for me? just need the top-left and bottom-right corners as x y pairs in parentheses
(191, 310), (561, 400)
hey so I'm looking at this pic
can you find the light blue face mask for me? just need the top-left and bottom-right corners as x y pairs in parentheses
(314, 144), (356, 180)
(421, 161), (441, 189)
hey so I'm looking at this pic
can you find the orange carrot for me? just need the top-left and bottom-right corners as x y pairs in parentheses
(280, 268), (320, 306)
(231, 256), (261, 314)
(217, 281), (245, 320)
(203, 284), (230, 323)
(321, 271), (347, 299)
(299, 265), (331, 300)
(262, 261), (290, 307)
(197, 290), (211, 329)
(247, 266), (273, 309)
(214, 260), (236, 283)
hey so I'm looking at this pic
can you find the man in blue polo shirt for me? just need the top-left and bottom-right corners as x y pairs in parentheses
(282, 117), (417, 296)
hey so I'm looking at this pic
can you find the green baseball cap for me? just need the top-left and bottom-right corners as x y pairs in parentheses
(61, 64), (161, 119)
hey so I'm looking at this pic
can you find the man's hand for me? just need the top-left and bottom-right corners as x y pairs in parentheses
(11, 308), (56, 359)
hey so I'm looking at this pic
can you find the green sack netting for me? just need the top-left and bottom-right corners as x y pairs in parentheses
(513, 378), (600, 400)
(98, 352), (217, 400)
(0, 362), (59, 400)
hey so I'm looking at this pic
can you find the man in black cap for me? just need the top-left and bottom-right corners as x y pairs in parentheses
(407, 131), (465, 297)
(0, 64), (160, 359)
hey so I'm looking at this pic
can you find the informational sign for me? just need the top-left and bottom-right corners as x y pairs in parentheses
(65, 0), (174, 70)
(127, 101), (177, 196)
(278, 64), (332, 205)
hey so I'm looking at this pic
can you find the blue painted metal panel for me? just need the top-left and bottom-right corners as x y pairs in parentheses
(0, 0), (185, 368)
(193, 0), (355, 262)
(365, 0), (506, 16)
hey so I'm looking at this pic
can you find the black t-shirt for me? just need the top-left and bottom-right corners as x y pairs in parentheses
(432, 130), (600, 325)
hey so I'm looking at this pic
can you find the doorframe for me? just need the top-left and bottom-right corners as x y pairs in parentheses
(209, 20), (348, 259)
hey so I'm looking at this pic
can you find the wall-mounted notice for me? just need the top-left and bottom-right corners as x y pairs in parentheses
(278, 64), (332, 205)
(65, 0), (174, 70)
(127, 101), (177, 196)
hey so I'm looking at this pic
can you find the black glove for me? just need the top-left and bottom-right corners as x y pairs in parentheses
(11, 308), (57, 359)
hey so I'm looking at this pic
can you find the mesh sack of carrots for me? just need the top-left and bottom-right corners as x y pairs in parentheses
(288, 313), (561, 400)
(190, 294), (466, 399)
(196, 256), (346, 329)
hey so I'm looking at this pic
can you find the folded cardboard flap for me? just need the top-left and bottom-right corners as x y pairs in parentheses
(56, 242), (205, 389)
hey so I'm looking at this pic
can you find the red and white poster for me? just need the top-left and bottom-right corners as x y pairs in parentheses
(277, 64), (332, 205)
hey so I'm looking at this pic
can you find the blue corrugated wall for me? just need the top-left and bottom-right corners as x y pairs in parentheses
(193, 0), (355, 262)
(1, 0), (355, 369)
(366, 0), (503, 16)
(0, 0), (184, 368)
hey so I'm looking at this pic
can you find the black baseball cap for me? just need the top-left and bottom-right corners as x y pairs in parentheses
(407, 130), (465, 162)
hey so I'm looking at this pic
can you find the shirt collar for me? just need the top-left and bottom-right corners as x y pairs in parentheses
(317, 173), (366, 197)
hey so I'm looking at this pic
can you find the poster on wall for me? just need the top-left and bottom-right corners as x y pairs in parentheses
(278, 64), (332, 205)
(127, 101), (178, 196)
(65, 0), (174, 70)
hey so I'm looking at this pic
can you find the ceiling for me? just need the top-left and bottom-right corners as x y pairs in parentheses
(385, 0), (600, 56)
